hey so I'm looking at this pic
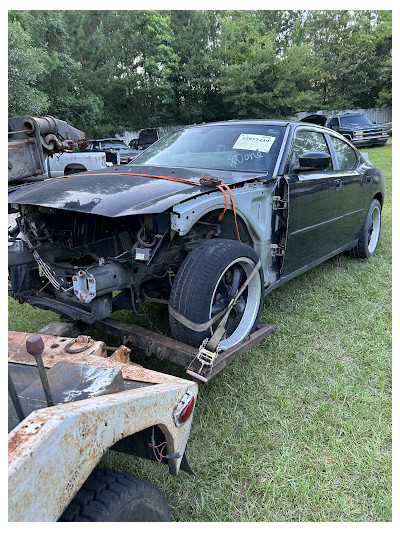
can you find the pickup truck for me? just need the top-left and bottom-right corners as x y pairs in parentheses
(44, 150), (111, 178)
(326, 113), (389, 147)
(301, 113), (389, 147)
(129, 128), (159, 151)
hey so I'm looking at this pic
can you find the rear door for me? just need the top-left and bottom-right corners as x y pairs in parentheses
(281, 127), (341, 277)
(327, 134), (367, 246)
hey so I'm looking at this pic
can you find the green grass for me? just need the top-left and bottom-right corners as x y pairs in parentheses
(8, 144), (392, 521)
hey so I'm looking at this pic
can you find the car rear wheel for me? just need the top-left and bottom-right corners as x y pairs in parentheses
(351, 198), (382, 258)
(169, 239), (264, 350)
(59, 468), (171, 522)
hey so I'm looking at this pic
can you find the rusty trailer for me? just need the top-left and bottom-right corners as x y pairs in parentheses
(8, 330), (198, 522)
(95, 317), (276, 382)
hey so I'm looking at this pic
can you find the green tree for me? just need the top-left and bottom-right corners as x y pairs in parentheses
(292, 10), (392, 110)
(215, 11), (321, 119)
(375, 10), (392, 106)
(168, 10), (223, 124)
(8, 18), (48, 115)
(8, 10), (392, 133)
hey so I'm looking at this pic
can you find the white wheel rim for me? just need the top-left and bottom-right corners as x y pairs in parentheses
(209, 257), (262, 350)
(368, 205), (381, 254)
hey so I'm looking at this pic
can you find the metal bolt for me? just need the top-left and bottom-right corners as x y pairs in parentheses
(26, 335), (54, 407)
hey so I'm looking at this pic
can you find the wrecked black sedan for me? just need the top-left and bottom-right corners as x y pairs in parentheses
(8, 120), (384, 350)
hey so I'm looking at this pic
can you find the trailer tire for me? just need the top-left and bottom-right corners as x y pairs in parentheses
(59, 468), (171, 522)
(169, 238), (264, 350)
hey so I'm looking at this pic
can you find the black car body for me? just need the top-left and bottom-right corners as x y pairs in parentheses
(8, 120), (384, 350)
(129, 129), (160, 151)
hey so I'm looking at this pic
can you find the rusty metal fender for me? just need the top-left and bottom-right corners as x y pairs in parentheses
(8, 379), (198, 521)
(8, 331), (198, 522)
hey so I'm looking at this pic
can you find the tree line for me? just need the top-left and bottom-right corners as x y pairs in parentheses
(8, 10), (392, 138)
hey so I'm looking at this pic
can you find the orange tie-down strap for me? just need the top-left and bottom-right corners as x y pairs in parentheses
(59, 171), (241, 241)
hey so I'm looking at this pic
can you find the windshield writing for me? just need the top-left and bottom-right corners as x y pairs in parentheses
(131, 125), (285, 173)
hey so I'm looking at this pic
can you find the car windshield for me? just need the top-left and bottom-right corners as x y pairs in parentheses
(340, 115), (372, 126)
(102, 140), (129, 149)
(131, 124), (285, 173)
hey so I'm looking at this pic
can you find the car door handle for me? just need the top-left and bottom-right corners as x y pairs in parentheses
(334, 179), (342, 190)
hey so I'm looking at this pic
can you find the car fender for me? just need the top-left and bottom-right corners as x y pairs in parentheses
(171, 179), (279, 286)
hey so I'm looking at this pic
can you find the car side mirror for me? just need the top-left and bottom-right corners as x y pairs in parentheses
(293, 152), (332, 172)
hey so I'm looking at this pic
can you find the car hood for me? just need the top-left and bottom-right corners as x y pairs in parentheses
(300, 114), (327, 126)
(341, 123), (385, 131)
(8, 165), (264, 218)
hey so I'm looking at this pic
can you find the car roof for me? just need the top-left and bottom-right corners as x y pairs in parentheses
(187, 119), (291, 128)
(90, 138), (125, 142)
(334, 113), (365, 118)
(184, 119), (341, 137)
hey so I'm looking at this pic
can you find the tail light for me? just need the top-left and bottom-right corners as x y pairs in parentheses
(174, 390), (195, 426)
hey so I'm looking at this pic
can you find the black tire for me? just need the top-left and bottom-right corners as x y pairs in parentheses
(351, 198), (382, 259)
(169, 239), (264, 349)
(59, 468), (171, 522)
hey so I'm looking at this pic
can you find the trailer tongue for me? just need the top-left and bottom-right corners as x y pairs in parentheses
(95, 317), (276, 382)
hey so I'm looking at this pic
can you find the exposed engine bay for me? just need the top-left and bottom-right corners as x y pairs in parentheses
(9, 205), (222, 323)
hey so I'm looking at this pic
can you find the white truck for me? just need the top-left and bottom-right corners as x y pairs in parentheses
(43, 150), (114, 178)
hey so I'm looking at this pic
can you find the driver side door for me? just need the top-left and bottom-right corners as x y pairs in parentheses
(281, 127), (342, 279)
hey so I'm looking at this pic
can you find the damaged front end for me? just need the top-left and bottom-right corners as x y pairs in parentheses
(8, 205), (181, 323)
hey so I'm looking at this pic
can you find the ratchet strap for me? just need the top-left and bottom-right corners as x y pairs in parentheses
(59, 171), (241, 241)
(169, 259), (261, 348)
(182, 259), (262, 380)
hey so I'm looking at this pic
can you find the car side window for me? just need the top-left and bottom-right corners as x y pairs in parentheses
(331, 118), (339, 128)
(331, 136), (358, 170)
(290, 130), (332, 170)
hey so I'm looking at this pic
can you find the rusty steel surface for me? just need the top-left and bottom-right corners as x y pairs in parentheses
(64, 335), (96, 354)
(8, 378), (198, 522)
(97, 318), (275, 381)
(97, 317), (198, 366)
(8, 331), (192, 385)
(9, 330), (107, 361)
(109, 345), (131, 364)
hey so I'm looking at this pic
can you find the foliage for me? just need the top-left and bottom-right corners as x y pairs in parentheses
(8, 10), (392, 135)
(8, 19), (48, 115)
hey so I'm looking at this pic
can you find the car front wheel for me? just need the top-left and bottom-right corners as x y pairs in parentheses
(169, 239), (264, 350)
(351, 198), (382, 258)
